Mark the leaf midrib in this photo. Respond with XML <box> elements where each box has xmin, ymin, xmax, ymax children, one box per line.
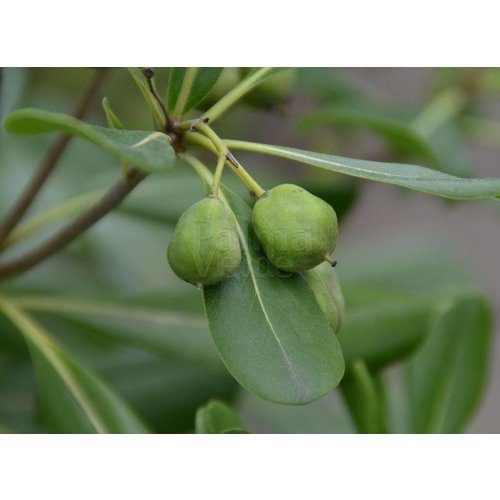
<box><xmin>223</xmin><ymin>140</ymin><xmax>500</xmax><ymax>197</ymax></box>
<box><xmin>220</xmin><ymin>191</ymin><xmax>304</xmax><ymax>398</ymax></box>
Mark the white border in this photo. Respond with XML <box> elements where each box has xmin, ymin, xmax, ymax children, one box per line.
<box><xmin>1</xmin><ymin>435</ymin><xmax>498</xmax><ymax>499</ymax></box>
<box><xmin>1</xmin><ymin>0</ymin><xmax>499</xmax><ymax>66</ymax></box>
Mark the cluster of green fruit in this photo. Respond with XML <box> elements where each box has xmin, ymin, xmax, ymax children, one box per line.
<box><xmin>167</xmin><ymin>183</ymin><xmax>343</xmax><ymax>332</ymax></box>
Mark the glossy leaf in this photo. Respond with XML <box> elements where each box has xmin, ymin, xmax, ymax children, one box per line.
<box><xmin>225</xmin><ymin>139</ymin><xmax>500</xmax><ymax>200</ymax></box>
<box><xmin>167</xmin><ymin>68</ymin><xmax>223</xmax><ymax>115</ymax></box>
<box><xmin>195</xmin><ymin>400</ymin><xmax>246</xmax><ymax>434</ymax></box>
<box><xmin>203</xmin><ymin>187</ymin><xmax>345</xmax><ymax>405</ymax></box>
<box><xmin>4</xmin><ymin>108</ymin><xmax>175</xmax><ymax>173</ymax></box>
<box><xmin>407</xmin><ymin>295</ymin><xmax>492</xmax><ymax>433</ymax></box>
<box><xmin>0</xmin><ymin>300</ymin><xmax>149</xmax><ymax>433</ymax></box>
<box><xmin>341</xmin><ymin>360</ymin><xmax>387</xmax><ymax>433</ymax></box>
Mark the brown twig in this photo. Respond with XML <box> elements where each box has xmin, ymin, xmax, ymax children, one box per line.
<box><xmin>143</xmin><ymin>68</ymin><xmax>174</xmax><ymax>132</ymax></box>
<box><xmin>0</xmin><ymin>68</ymin><xmax>108</xmax><ymax>247</ymax></box>
<box><xmin>0</xmin><ymin>169</ymin><xmax>146</xmax><ymax>280</ymax></box>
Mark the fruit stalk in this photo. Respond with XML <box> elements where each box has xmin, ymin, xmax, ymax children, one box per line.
<box><xmin>184</xmin><ymin>125</ymin><xmax>266</xmax><ymax>198</ymax></box>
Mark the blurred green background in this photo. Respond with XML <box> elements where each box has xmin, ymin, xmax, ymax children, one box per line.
<box><xmin>0</xmin><ymin>68</ymin><xmax>498</xmax><ymax>433</ymax></box>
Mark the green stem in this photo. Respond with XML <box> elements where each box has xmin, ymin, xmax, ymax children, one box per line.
<box><xmin>211</xmin><ymin>154</ymin><xmax>227</xmax><ymax>197</ymax></box>
<box><xmin>184</xmin><ymin>130</ymin><xmax>218</xmax><ymax>153</ymax></box>
<box><xmin>179</xmin><ymin>153</ymin><xmax>214</xmax><ymax>187</ymax></box>
<box><xmin>185</xmin><ymin>127</ymin><xmax>266</xmax><ymax>198</ymax></box>
<box><xmin>196</xmin><ymin>122</ymin><xmax>231</xmax><ymax>154</ymax></box>
<box><xmin>1</xmin><ymin>189</ymin><xmax>105</xmax><ymax>251</ymax></box>
<box><xmin>201</xmin><ymin>67</ymin><xmax>274</xmax><ymax>123</ymax></box>
<box><xmin>220</xmin><ymin>138</ymin><xmax>278</xmax><ymax>154</ymax></box>
<box><xmin>172</xmin><ymin>68</ymin><xmax>199</xmax><ymax>117</ymax></box>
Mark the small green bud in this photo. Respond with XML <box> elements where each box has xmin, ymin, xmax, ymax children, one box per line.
<box><xmin>167</xmin><ymin>198</ymin><xmax>241</xmax><ymax>287</ymax></box>
<box><xmin>311</xmin><ymin>262</ymin><xmax>345</xmax><ymax>330</ymax></box>
<box><xmin>303</xmin><ymin>268</ymin><xmax>340</xmax><ymax>333</ymax></box>
<box><xmin>252</xmin><ymin>184</ymin><xmax>338</xmax><ymax>272</ymax></box>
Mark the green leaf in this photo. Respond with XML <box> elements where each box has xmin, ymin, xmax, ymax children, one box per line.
<box><xmin>127</xmin><ymin>68</ymin><xmax>166</xmax><ymax>130</ymax></box>
<box><xmin>407</xmin><ymin>295</ymin><xmax>492</xmax><ymax>433</ymax></box>
<box><xmin>195</xmin><ymin>400</ymin><xmax>246</xmax><ymax>434</ymax></box>
<box><xmin>102</xmin><ymin>97</ymin><xmax>124</xmax><ymax>129</ymax></box>
<box><xmin>338</xmin><ymin>294</ymin><xmax>438</xmax><ymax>369</ymax></box>
<box><xmin>203</xmin><ymin>187</ymin><xmax>345</xmax><ymax>405</ymax></box>
<box><xmin>340</xmin><ymin>360</ymin><xmax>387</xmax><ymax>433</ymax></box>
<box><xmin>14</xmin><ymin>291</ymin><xmax>223</xmax><ymax>371</ymax></box>
<box><xmin>201</xmin><ymin>68</ymin><xmax>290</xmax><ymax>122</ymax></box>
<box><xmin>4</xmin><ymin>108</ymin><xmax>175</xmax><ymax>173</ymax></box>
<box><xmin>301</xmin><ymin>106</ymin><xmax>441</xmax><ymax>168</ymax></box>
<box><xmin>224</xmin><ymin>139</ymin><xmax>500</xmax><ymax>200</ymax></box>
<box><xmin>0</xmin><ymin>358</ymin><xmax>41</xmax><ymax>433</ymax></box>
<box><xmin>168</xmin><ymin>68</ymin><xmax>223</xmax><ymax>115</ymax></box>
<box><xmin>85</xmin><ymin>350</ymin><xmax>236</xmax><ymax>434</ymax></box>
<box><xmin>0</xmin><ymin>68</ymin><xmax>26</xmax><ymax>128</ymax></box>
<box><xmin>0</xmin><ymin>300</ymin><xmax>149</xmax><ymax>433</ymax></box>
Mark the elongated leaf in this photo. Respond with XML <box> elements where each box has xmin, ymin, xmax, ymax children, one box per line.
<box><xmin>338</xmin><ymin>297</ymin><xmax>438</xmax><ymax>369</ymax></box>
<box><xmin>301</xmin><ymin>107</ymin><xmax>441</xmax><ymax>168</ymax></box>
<box><xmin>203</xmin><ymin>188</ymin><xmax>345</xmax><ymax>405</ymax></box>
<box><xmin>102</xmin><ymin>97</ymin><xmax>124</xmax><ymax>129</ymax></box>
<box><xmin>201</xmin><ymin>68</ymin><xmax>290</xmax><ymax>122</ymax></box>
<box><xmin>127</xmin><ymin>68</ymin><xmax>165</xmax><ymax>130</ymax></box>
<box><xmin>15</xmin><ymin>291</ymin><xmax>222</xmax><ymax>371</ymax></box>
<box><xmin>224</xmin><ymin>139</ymin><xmax>500</xmax><ymax>200</ymax></box>
<box><xmin>407</xmin><ymin>295</ymin><xmax>492</xmax><ymax>433</ymax></box>
<box><xmin>0</xmin><ymin>300</ymin><xmax>149</xmax><ymax>433</ymax></box>
<box><xmin>4</xmin><ymin>108</ymin><xmax>175</xmax><ymax>173</ymax></box>
<box><xmin>195</xmin><ymin>400</ymin><xmax>246</xmax><ymax>434</ymax></box>
<box><xmin>168</xmin><ymin>68</ymin><xmax>223</xmax><ymax>114</ymax></box>
<box><xmin>341</xmin><ymin>360</ymin><xmax>387</xmax><ymax>433</ymax></box>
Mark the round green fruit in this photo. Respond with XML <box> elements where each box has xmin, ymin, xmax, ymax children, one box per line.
<box><xmin>252</xmin><ymin>184</ymin><xmax>338</xmax><ymax>272</ymax></box>
<box><xmin>167</xmin><ymin>198</ymin><xmax>241</xmax><ymax>287</ymax></box>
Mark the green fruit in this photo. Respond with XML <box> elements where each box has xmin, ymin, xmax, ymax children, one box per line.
<box><xmin>167</xmin><ymin>198</ymin><xmax>241</xmax><ymax>287</ymax></box>
<box><xmin>252</xmin><ymin>184</ymin><xmax>338</xmax><ymax>272</ymax></box>
<box><xmin>303</xmin><ymin>268</ymin><xmax>340</xmax><ymax>333</ymax></box>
